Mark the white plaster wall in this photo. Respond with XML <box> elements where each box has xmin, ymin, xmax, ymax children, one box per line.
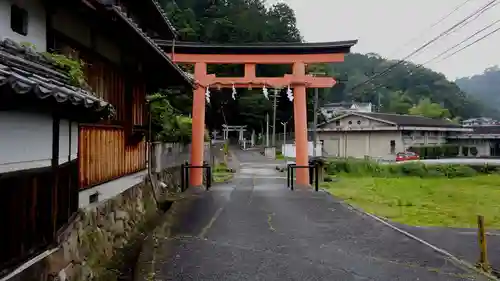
<box><xmin>79</xmin><ymin>170</ymin><xmax>147</xmax><ymax>209</ymax></box>
<box><xmin>59</xmin><ymin>119</ymin><xmax>78</xmax><ymax>162</ymax></box>
<box><xmin>0</xmin><ymin>111</ymin><xmax>78</xmax><ymax>173</ymax></box>
<box><xmin>0</xmin><ymin>0</ymin><xmax>47</xmax><ymax>51</ymax></box>
<box><xmin>281</xmin><ymin>142</ymin><xmax>322</xmax><ymax>158</ymax></box>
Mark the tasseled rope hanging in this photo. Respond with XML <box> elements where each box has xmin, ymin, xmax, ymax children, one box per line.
<box><xmin>286</xmin><ymin>85</ymin><xmax>293</xmax><ymax>101</ymax></box>
<box><xmin>205</xmin><ymin>86</ymin><xmax>211</xmax><ymax>103</ymax></box>
<box><xmin>262</xmin><ymin>85</ymin><xmax>269</xmax><ymax>100</ymax></box>
<box><xmin>232</xmin><ymin>83</ymin><xmax>237</xmax><ymax>100</ymax></box>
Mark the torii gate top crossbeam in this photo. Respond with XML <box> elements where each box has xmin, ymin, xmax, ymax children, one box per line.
<box><xmin>157</xmin><ymin>40</ymin><xmax>358</xmax><ymax>63</ymax></box>
<box><xmin>158</xmin><ymin>40</ymin><xmax>357</xmax><ymax>89</ymax></box>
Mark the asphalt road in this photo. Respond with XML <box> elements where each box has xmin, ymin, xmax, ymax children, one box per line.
<box><xmin>148</xmin><ymin>150</ymin><xmax>487</xmax><ymax>280</ymax></box>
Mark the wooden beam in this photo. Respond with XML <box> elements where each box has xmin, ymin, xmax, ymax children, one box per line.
<box><xmin>51</xmin><ymin>113</ymin><xmax>60</xmax><ymax>239</ymax></box>
<box><xmin>168</xmin><ymin>53</ymin><xmax>345</xmax><ymax>64</ymax></box>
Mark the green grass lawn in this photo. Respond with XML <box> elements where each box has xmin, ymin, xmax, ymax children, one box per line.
<box><xmin>323</xmin><ymin>175</ymin><xmax>500</xmax><ymax>229</ymax></box>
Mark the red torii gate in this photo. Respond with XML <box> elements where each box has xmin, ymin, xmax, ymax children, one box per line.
<box><xmin>157</xmin><ymin>40</ymin><xmax>357</xmax><ymax>188</ymax></box>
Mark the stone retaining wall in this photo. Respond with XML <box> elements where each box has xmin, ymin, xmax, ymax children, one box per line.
<box><xmin>8</xmin><ymin>166</ymin><xmax>181</xmax><ymax>281</ymax></box>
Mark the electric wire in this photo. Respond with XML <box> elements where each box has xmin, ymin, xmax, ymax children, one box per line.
<box><xmin>436</xmin><ymin>24</ymin><xmax>500</xmax><ymax>62</ymax></box>
<box><xmin>349</xmin><ymin>0</ymin><xmax>499</xmax><ymax>92</ymax></box>
<box><xmin>354</xmin><ymin>18</ymin><xmax>500</xmax><ymax>101</ymax></box>
<box><xmin>388</xmin><ymin>0</ymin><xmax>475</xmax><ymax>58</ymax></box>
<box><xmin>421</xmin><ymin>19</ymin><xmax>500</xmax><ymax>66</ymax></box>
<box><xmin>369</xmin><ymin>16</ymin><xmax>500</xmax><ymax>89</ymax></box>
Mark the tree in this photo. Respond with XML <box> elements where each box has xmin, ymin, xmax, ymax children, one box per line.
<box><xmin>408</xmin><ymin>98</ymin><xmax>450</xmax><ymax>119</ymax></box>
<box><xmin>456</xmin><ymin>65</ymin><xmax>500</xmax><ymax>118</ymax></box>
<box><xmin>149</xmin><ymin>93</ymin><xmax>193</xmax><ymax>143</ymax></box>
<box><xmin>386</xmin><ymin>91</ymin><xmax>413</xmax><ymax>114</ymax></box>
<box><xmin>155</xmin><ymin>0</ymin><xmax>494</xmax><ymax>134</ymax></box>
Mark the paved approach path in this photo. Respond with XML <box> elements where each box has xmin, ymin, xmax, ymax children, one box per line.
<box><xmin>149</xmin><ymin>150</ymin><xmax>486</xmax><ymax>280</ymax></box>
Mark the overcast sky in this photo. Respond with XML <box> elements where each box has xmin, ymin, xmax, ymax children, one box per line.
<box><xmin>267</xmin><ymin>0</ymin><xmax>500</xmax><ymax>80</ymax></box>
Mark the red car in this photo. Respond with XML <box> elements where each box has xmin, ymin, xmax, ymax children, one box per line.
<box><xmin>396</xmin><ymin>151</ymin><xmax>420</xmax><ymax>162</ymax></box>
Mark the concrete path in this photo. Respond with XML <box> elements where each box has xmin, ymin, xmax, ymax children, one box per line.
<box><xmin>147</xmin><ymin>150</ymin><xmax>487</xmax><ymax>280</ymax></box>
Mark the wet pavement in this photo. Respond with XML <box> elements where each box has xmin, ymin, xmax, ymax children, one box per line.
<box><xmin>395</xmin><ymin>224</ymin><xmax>500</xmax><ymax>275</ymax></box>
<box><xmin>146</xmin><ymin>150</ymin><xmax>487</xmax><ymax>280</ymax></box>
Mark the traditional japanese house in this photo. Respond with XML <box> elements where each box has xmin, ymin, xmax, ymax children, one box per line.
<box><xmin>0</xmin><ymin>37</ymin><xmax>114</xmax><ymax>275</ymax></box>
<box><xmin>0</xmin><ymin>0</ymin><xmax>193</xmax><ymax>274</ymax></box>
<box><xmin>45</xmin><ymin>0</ymin><xmax>193</xmax><ymax>203</ymax></box>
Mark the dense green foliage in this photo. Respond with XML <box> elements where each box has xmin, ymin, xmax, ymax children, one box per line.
<box><xmin>456</xmin><ymin>66</ymin><xmax>500</xmax><ymax>117</ymax></box>
<box><xmin>149</xmin><ymin>93</ymin><xmax>193</xmax><ymax>143</ymax></box>
<box><xmin>153</xmin><ymin>0</ymin><xmax>494</xmax><ymax>137</ymax></box>
<box><xmin>326</xmin><ymin>53</ymin><xmax>495</xmax><ymax>119</ymax></box>
<box><xmin>407</xmin><ymin>144</ymin><xmax>460</xmax><ymax>159</ymax></box>
<box><xmin>325</xmin><ymin>159</ymin><xmax>498</xmax><ymax>179</ymax></box>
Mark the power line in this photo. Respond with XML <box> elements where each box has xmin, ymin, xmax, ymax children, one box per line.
<box><xmin>421</xmin><ymin>18</ymin><xmax>500</xmax><ymax>66</ymax></box>
<box><xmin>436</xmin><ymin>24</ymin><xmax>500</xmax><ymax>62</ymax></box>
<box><xmin>388</xmin><ymin>0</ymin><xmax>474</xmax><ymax>58</ymax></box>
<box><xmin>354</xmin><ymin>18</ymin><xmax>500</xmax><ymax>100</ymax></box>
<box><xmin>349</xmin><ymin>0</ymin><xmax>499</xmax><ymax>92</ymax></box>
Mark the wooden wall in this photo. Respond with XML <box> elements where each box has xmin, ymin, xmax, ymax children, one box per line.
<box><xmin>0</xmin><ymin>161</ymin><xmax>78</xmax><ymax>273</ymax></box>
<box><xmin>53</xmin><ymin>33</ymin><xmax>149</xmax><ymax>189</ymax></box>
<box><xmin>85</xmin><ymin>61</ymin><xmax>127</xmax><ymax>122</ymax></box>
<box><xmin>78</xmin><ymin>126</ymin><xmax>146</xmax><ymax>189</ymax></box>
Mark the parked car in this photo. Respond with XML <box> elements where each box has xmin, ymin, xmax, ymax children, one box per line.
<box><xmin>396</xmin><ymin>151</ymin><xmax>420</xmax><ymax>162</ymax></box>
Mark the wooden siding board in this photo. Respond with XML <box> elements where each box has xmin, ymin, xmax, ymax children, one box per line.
<box><xmin>78</xmin><ymin>126</ymin><xmax>146</xmax><ymax>189</ymax></box>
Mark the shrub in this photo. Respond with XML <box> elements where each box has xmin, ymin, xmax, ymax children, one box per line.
<box><xmin>446</xmin><ymin>165</ymin><xmax>477</xmax><ymax>178</ymax></box>
<box><xmin>399</xmin><ymin>162</ymin><xmax>428</xmax><ymax>177</ymax></box>
<box><xmin>408</xmin><ymin>145</ymin><xmax>460</xmax><ymax>159</ymax></box>
<box><xmin>325</xmin><ymin>159</ymin><xmax>488</xmax><ymax>178</ymax></box>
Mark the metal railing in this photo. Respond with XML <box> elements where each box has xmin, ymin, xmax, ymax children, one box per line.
<box><xmin>286</xmin><ymin>163</ymin><xmax>319</xmax><ymax>191</ymax></box>
<box><xmin>180</xmin><ymin>161</ymin><xmax>212</xmax><ymax>191</ymax></box>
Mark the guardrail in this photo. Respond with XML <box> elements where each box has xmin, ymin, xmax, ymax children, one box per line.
<box><xmin>180</xmin><ymin>161</ymin><xmax>212</xmax><ymax>191</ymax></box>
<box><xmin>286</xmin><ymin>163</ymin><xmax>319</xmax><ymax>191</ymax></box>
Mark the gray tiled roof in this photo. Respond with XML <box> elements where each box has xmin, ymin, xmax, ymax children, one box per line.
<box><xmin>111</xmin><ymin>5</ymin><xmax>194</xmax><ymax>87</ymax></box>
<box><xmin>149</xmin><ymin>0</ymin><xmax>179</xmax><ymax>37</ymax></box>
<box><xmin>357</xmin><ymin>112</ymin><xmax>462</xmax><ymax>128</ymax></box>
<box><xmin>0</xmin><ymin>38</ymin><xmax>114</xmax><ymax>117</ymax></box>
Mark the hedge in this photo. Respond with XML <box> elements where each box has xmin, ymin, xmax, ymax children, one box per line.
<box><xmin>326</xmin><ymin>158</ymin><xmax>499</xmax><ymax>178</ymax></box>
<box><xmin>408</xmin><ymin>145</ymin><xmax>460</xmax><ymax>159</ymax></box>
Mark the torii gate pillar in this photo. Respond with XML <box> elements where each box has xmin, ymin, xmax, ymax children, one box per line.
<box><xmin>165</xmin><ymin>39</ymin><xmax>358</xmax><ymax>188</ymax></box>
<box><xmin>292</xmin><ymin>62</ymin><xmax>309</xmax><ymax>186</ymax></box>
<box><xmin>190</xmin><ymin>62</ymin><xmax>207</xmax><ymax>187</ymax></box>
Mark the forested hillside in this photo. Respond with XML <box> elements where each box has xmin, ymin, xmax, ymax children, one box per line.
<box><xmin>327</xmin><ymin>53</ymin><xmax>499</xmax><ymax>120</ymax></box>
<box><xmin>456</xmin><ymin>66</ymin><xmax>500</xmax><ymax>113</ymax></box>
<box><xmin>155</xmin><ymin>0</ymin><xmax>496</xmax><ymax>134</ymax></box>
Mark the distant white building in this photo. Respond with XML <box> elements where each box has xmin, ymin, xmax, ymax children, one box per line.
<box><xmin>320</xmin><ymin>102</ymin><xmax>373</xmax><ymax>119</ymax></box>
<box><xmin>462</xmin><ymin>117</ymin><xmax>499</xmax><ymax>127</ymax></box>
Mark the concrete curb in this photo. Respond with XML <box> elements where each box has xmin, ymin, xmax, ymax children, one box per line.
<box><xmin>319</xmin><ymin>189</ymin><xmax>499</xmax><ymax>281</ymax></box>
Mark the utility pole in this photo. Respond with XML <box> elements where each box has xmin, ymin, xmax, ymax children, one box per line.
<box><xmin>266</xmin><ymin>113</ymin><xmax>270</xmax><ymax>147</ymax></box>
<box><xmin>281</xmin><ymin>121</ymin><xmax>288</xmax><ymax>161</ymax></box>
<box><xmin>377</xmin><ymin>92</ymin><xmax>381</xmax><ymax>112</ymax></box>
<box><xmin>272</xmin><ymin>88</ymin><xmax>279</xmax><ymax>147</ymax></box>
<box><xmin>312</xmin><ymin>87</ymin><xmax>319</xmax><ymax>157</ymax></box>
<box><xmin>310</xmin><ymin>72</ymin><xmax>326</xmax><ymax>158</ymax></box>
